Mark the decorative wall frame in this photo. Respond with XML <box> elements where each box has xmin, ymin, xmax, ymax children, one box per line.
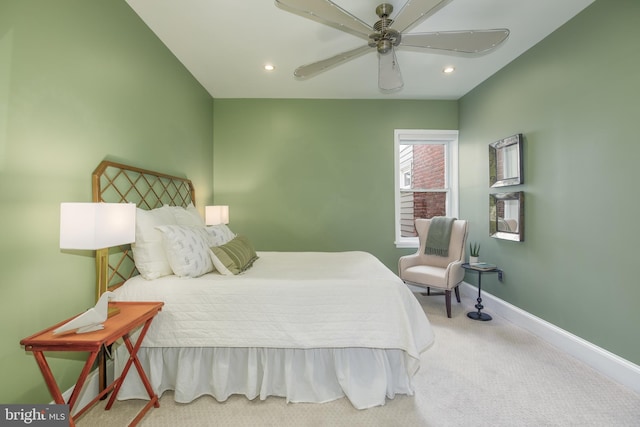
<box><xmin>490</xmin><ymin>191</ymin><xmax>524</xmax><ymax>241</ymax></box>
<box><xmin>489</xmin><ymin>133</ymin><xmax>523</xmax><ymax>187</ymax></box>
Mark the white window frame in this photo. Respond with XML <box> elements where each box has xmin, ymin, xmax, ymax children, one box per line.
<box><xmin>394</xmin><ymin>129</ymin><xmax>459</xmax><ymax>249</ymax></box>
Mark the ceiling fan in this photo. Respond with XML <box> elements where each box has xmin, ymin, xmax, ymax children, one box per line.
<box><xmin>275</xmin><ymin>0</ymin><xmax>510</xmax><ymax>91</ymax></box>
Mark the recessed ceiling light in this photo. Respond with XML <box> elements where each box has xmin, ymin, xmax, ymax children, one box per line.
<box><xmin>264</xmin><ymin>64</ymin><xmax>275</xmax><ymax>71</ymax></box>
<box><xmin>443</xmin><ymin>66</ymin><xmax>455</xmax><ymax>74</ymax></box>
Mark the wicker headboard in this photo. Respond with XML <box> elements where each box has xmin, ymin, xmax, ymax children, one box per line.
<box><xmin>92</xmin><ymin>160</ymin><xmax>195</xmax><ymax>294</ymax></box>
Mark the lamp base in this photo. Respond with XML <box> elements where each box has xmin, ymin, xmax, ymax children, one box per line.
<box><xmin>107</xmin><ymin>305</ymin><xmax>120</xmax><ymax>318</ymax></box>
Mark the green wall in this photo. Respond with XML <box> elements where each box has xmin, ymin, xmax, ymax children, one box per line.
<box><xmin>458</xmin><ymin>0</ymin><xmax>640</xmax><ymax>364</ymax></box>
<box><xmin>212</xmin><ymin>99</ymin><xmax>458</xmax><ymax>270</ymax></box>
<box><xmin>0</xmin><ymin>1</ymin><xmax>213</xmax><ymax>404</ymax></box>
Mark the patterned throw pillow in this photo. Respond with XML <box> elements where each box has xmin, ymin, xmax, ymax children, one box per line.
<box><xmin>205</xmin><ymin>224</ymin><xmax>236</xmax><ymax>247</ymax></box>
<box><xmin>156</xmin><ymin>225</ymin><xmax>214</xmax><ymax>278</ymax></box>
<box><xmin>132</xmin><ymin>204</ymin><xmax>206</xmax><ymax>279</ymax></box>
<box><xmin>210</xmin><ymin>235</ymin><xmax>259</xmax><ymax>275</ymax></box>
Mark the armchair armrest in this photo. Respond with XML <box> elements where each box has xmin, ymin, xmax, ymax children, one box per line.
<box><xmin>398</xmin><ymin>253</ymin><xmax>423</xmax><ymax>277</ymax></box>
<box><xmin>444</xmin><ymin>260</ymin><xmax>465</xmax><ymax>287</ymax></box>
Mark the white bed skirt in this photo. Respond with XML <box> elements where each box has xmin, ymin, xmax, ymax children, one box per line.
<box><xmin>114</xmin><ymin>346</ymin><xmax>418</xmax><ymax>409</ymax></box>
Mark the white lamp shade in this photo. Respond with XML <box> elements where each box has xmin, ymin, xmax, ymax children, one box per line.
<box><xmin>60</xmin><ymin>203</ymin><xmax>136</xmax><ymax>249</ymax></box>
<box><xmin>205</xmin><ymin>205</ymin><xmax>229</xmax><ymax>225</ymax></box>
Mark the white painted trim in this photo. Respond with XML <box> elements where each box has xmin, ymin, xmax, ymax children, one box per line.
<box><xmin>459</xmin><ymin>282</ymin><xmax>640</xmax><ymax>394</ymax></box>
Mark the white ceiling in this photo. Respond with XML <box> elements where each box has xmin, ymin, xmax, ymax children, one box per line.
<box><xmin>125</xmin><ymin>0</ymin><xmax>594</xmax><ymax>100</ymax></box>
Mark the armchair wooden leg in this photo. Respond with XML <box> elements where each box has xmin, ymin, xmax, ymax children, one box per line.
<box><xmin>445</xmin><ymin>290</ymin><xmax>452</xmax><ymax>318</ymax></box>
<box><xmin>454</xmin><ymin>286</ymin><xmax>461</xmax><ymax>303</ymax></box>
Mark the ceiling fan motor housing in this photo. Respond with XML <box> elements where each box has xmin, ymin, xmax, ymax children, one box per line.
<box><xmin>369</xmin><ymin>3</ymin><xmax>401</xmax><ymax>54</ymax></box>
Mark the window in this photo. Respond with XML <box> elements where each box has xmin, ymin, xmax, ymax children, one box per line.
<box><xmin>394</xmin><ymin>129</ymin><xmax>459</xmax><ymax>248</ymax></box>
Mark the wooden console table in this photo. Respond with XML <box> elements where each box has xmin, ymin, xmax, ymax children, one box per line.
<box><xmin>20</xmin><ymin>301</ymin><xmax>164</xmax><ymax>427</ymax></box>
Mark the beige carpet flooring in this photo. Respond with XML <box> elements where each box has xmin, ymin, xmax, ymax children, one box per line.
<box><xmin>77</xmin><ymin>293</ymin><xmax>640</xmax><ymax>426</ymax></box>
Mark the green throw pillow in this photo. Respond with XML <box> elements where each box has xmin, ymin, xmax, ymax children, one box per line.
<box><xmin>210</xmin><ymin>235</ymin><xmax>258</xmax><ymax>275</ymax></box>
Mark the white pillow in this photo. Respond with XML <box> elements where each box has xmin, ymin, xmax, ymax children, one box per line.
<box><xmin>209</xmin><ymin>249</ymin><xmax>234</xmax><ymax>276</ymax></box>
<box><xmin>206</xmin><ymin>224</ymin><xmax>237</xmax><ymax>275</ymax></box>
<box><xmin>167</xmin><ymin>203</ymin><xmax>205</xmax><ymax>227</ymax></box>
<box><xmin>156</xmin><ymin>225</ymin><xmax>214</xmax><ymax>278</ymax></box>
<box><xmin>131</xmin><ymin>206</ymin><xmax>177</xmax><ymax>279</ymax></box>
<box><xmin>206</xmin><ymin>224</ymin><xmax>236</xmax><ymax>247</ymax></box>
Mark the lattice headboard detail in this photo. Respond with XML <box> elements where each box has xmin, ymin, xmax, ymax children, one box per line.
<box><xmin>92</xmin><ymin>160</ymin><xmax>195</xmax><ymax>293</ymax></box>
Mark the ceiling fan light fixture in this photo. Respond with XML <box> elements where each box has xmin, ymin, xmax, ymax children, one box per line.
<box><xmin>377</xmin><ymin>39</ymin><xmax>393</xmax><ymax>54</ymax></box>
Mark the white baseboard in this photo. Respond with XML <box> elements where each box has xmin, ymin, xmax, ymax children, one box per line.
<box><xmin>459</xmin><ymin>282</ymin><xmax>640</xmax><ymax>394</ymax></box>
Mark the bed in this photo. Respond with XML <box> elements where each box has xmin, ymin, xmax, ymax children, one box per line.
<box><xmin>92</xmin><ymin>160</ymin><xmax>434</xmax><ymax>409</ymax></box>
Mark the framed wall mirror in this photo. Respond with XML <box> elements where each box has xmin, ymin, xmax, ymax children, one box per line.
<box><xmin>490</xmin><ymin>191</ymin><xmax>524</xmax><ymax>241</ymax></box>
<box><xmin>489</xmin><ymin>133</ymin><xmax>523</xmax><ymax>187</ymax></box>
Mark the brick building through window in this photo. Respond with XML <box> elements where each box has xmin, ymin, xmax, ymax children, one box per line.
<box><xmin>399</xmin><ymin>144</ymin><xmax>446</xmax><ymax>237</ymax></box>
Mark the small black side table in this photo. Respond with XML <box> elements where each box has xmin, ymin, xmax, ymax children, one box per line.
<box><xmin>462</xmin><ymin>263</ymin><xmax>502</xmax><ymax>321</ymax></box>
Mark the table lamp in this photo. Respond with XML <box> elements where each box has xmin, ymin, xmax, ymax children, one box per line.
<box><xmin>60</xmin><ymin>202</ymin><xmax>136</xmax><ymax>316</ymax></box>
<box><xmin>205</xmin><ymin>205</ymin><xmax>229</xmax><ymax>225</ymax></box>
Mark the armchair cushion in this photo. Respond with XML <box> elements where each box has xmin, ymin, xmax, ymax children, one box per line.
<box><xmin>402</xmin><ymin>265</ymin><xmax>449</xmax><ymax>287</ymax></box>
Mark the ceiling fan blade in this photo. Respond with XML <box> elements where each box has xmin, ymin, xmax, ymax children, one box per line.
<box><xmin>294</xmin><ymin>44</ymin><xmax>373</xmax><ymax>78</ymax></box>
<box><xmin>275</xmin><ymin>0</ymin><xmax>373</xmax><ymax>39</ymax></box>
<box><xmin>390</xmin><ymin>0</ymin><xmax>450</xmax><ymax>33</ymax></box>
<box><xmin>378</xmin><ymin>47</ymin><xmax>403</xmax><ymax>91</ymax></box>
<box><xmin>400</xmin><ymin>29</ymin><xmax>510</xmax><ymax>54</ymax></box>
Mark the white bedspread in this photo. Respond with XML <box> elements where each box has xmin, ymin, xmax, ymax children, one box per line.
<box><xmin>113</xmin><ymin>251</ymin><xmax>435</xmax><ymax>408</ymax></box>
<box><xmin>113</xmin><ymin>251</ymin><xmax>434</xmax><ymax>360</ymax></box>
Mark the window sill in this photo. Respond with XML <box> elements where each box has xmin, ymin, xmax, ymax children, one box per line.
<box><xmin>395</xmin><ymin>240</ymin><xmax>419</xmax><ymax>249</ymax></box>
